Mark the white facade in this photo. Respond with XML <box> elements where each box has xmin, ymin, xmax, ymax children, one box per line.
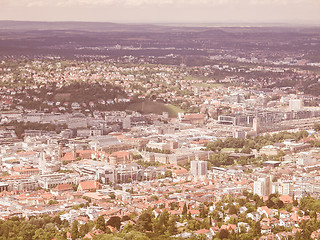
<box><xmin>190</xmin><ymin>160</ymin><xmax>207</xmax><ymax>177</ymax></box>
<box><xmin>289</xmin><ymin>99</ymin><xmax>303</xmax><ymax>111</ymax></box>
<box><xmin>254</xmin><ymin>176</ymin><xmax>272</xmax><ymax>196</ymax></box>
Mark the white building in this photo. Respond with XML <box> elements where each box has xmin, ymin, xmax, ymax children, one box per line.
<box><xmin>190</xmin><ymin>160</ymin><xmax>207</xmax><ymax>177</ymax></box>
<box><xmin>289</xmin><ymin>99</ymin><xmax>303</xmax><ymax>111</ymax></box>
<box><xmin>254</xmin><ymin>176</ymin><xmax>272</xmax><ymax>196</ymax></box>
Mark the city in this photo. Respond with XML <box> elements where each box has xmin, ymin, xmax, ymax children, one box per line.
<box><xmin>0</xmin><ymin>1</ymin><xmax>320</xmax><ymax>240</ymax></box>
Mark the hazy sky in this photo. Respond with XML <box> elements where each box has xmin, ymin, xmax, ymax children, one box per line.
<box><xmin>0</xmin><ymin>0</ymin><xmax>320</xmax><ymax>24</ymax></box>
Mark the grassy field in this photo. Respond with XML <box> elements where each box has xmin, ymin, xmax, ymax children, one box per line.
<box><xmin>127</xmin><ymin>101</ymin><xmax>184</xmax><ymax>117</ymax></box>
<box><xmin>193</xmin><ymin>83</ymin><xmax>224</xmax><ymax>88</ymax></box>
<box><xmin>184</xmin><ymin>75</ymin><xmax>212</xmax><ymax>81</ymax></box>
<box><xmin>221</xmin><ymin>148</ymin><xmax>238</xmax><ymax>153</ymax></box>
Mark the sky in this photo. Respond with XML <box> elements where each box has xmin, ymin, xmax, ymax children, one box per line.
<box><xmin>0</xmin><ymin>0</ymin><xmax>320</xmax><ymax>24</ymax></box>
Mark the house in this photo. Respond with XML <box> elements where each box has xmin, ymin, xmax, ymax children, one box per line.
<box><xmin>260</xmin><ymin>218</ymin><xmax>271</xmax><ymax>228</ymax></box>
<box><xmin>247</xmin><ymin>211</ymin><xmax>261</xmax><ymax>222</ymax></box>
<box><xmin>77</xmin><ymin>180</ymin><xmax>101</xmax><ymax>192</ymax></box>
<box><xmin>261</xmin><ymin>225</ymin><xmax>272</xmax><ymax>234</ymax></box>
<box><xmin>220</xmin><ymin>224</ymin><xmax>237</xmax><ymax>232</ymax></box>
<box><xmin>194</xmin><ymin>229</ymin><xmax>212</xmax><ymax>239</ymax></box>
<box><xmin>259</xmin><ymin>234</ymin><xmax>277</xmax><ymax>240</ymax></box>
<box><xmin>280</xmin><ymin>210</ymin><xmax>291</xmax><ymax>219</ymax></box>
<box><xmin>210</xmin><ymin>226</ymin><xmax>220</xmax><ymax>236</ymax></box>
<box><xmin>239</xmin><ymin>206</ymin><xmax>248</xmax><ymax>214</ymax></box>
<box><xmin>237</xmin><ymin>222</ymin><xmax>250</xmax><ymax>233</ymax></box>
<box><xmin>279</xmin><ymin>218</ymin><xmax>293</xmax><ymax>228</ymax></box>
<box><xmin>279</xmin><ymin>195</ymin><xmax>293</xmax><ymax>204</ymax></box>
<box><xmin>189</xmin><ymin>209</ymin><xmax>200</xmax><ymax>217</ymax></box>
<box><xmin>311</xmin><ymin>229</ymin><xmax>320</xmax><ymax>239</ymax></box>
<box><xmin>258</xmin><ymin>206</ymin><xmax>278</xmax><ymax>218</ymax></box>
<box><xmin>51</xmin><ymin>183</ymin><xmax>73</xmax><ymax>196</ymax></box>
<box><xmin>84</xmin><ymin>229</ymin><xmax>105</xmax><ymax>239</ymax></box>
<box><xmin>276</xmin><ymin>232</ymin><xmax>294</xmax><ymax>240</ymax></box>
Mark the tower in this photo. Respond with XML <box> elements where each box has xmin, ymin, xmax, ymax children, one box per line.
<box><xmin>58</xmin><ymin>142</ymin><xmax>63</xmax><ymax>161</ymax></box>
<box><xmin>253</xmin><ymin>117</ymin><xmax>260</xmax><ymax>134</ymax></box>
<box><xmin>254</xmin><ymin>175</ymin><xmax>272</xmax><ymax>196</ymax></box>
<box><xmin>190</xmin><ymin>157</ymin><xmax>208</xmax><ymax>177</ymax></box>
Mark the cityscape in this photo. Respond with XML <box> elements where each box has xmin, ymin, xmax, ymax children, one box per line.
<box><xmin>1</xmin><ymin>1</ymin><xmax>320</xmax><ymax>240</ymax></box>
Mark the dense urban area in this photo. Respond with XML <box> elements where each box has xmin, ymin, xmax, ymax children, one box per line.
<box><xmin>1</xmin><ymin>21</ymin><xmax>320</xmax><ymax>240</ymax></box>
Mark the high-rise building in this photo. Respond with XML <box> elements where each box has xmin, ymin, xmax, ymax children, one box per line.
<box><xmin>289</xmin><ymin>99</ymin><xmax>303</xmax><ymax>111</ymax></box>
<box><xmin>123</xmin><ymin>116</ymin><xmax>131</xmax><ymax>129</ymax></box>
<box><xmin>253</xmin><ymin>176</ymin><xmax>272</xmax><ymax>196</ymax></box>
<box><xmin>253</xmin><ymin>117</ymin><xmax>260</xmax><ymax>134</ymax></box>
<box><xmin>190</xmin><ymin>160</ymin><xmax>207</xmax><ymax>177</ymax></box>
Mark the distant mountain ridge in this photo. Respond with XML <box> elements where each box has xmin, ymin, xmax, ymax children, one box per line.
<box><xmin>0</xmin><ymin>20</ymin><xmax>212</xmax><ymax>33</ymax></box>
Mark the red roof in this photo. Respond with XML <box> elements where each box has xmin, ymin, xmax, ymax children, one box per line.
<box><xmin>110</xmin><ymin>151</ymin><xmax>131</xmax><ymax>158</ymax></box>
<box><xmin>183</xmin><ymin>114</ymin><xmax>206</xmax><ymax>119</ymax></box>
<box><xmin>78</xmin><ymin>180</ymin><xmax>101</xmax><ymax>191</ymax></box>
<box><xmin>54</xmin><ymin>183</ymin><xmax>73</xmax><ymax>191</ymax></box>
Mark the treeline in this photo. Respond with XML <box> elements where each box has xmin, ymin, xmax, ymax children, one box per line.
<box><xmin>0</xmin><ymin>215</ymin><xmax>69</xmax><ymax>240</ymax></box>
<box><xmin>2</xmin><ymin>120</ymin><xmax>67</xmax><ymax>138</ymax></box>
<box><xmin>145</xmin><ymin>147</ymin><xmax>172</xmax><ymax>154</ymax></box>
<box><xmin>16</xmin><ymin>82</ymin><xmax>134</xmax><ymax>112</ymax></box>
<box><xmin>204</xmin><ymin>131</ymin><xmax>309</xmax><ymax>167</ymax></box>
<box><xmin>206</xmin><ymin>130</ymin><xmax>309</xmax><ymax>153</ymax></box>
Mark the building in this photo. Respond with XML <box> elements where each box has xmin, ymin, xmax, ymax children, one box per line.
<box><xmin>77</xmin><ymin>180</ymin><xmax>101</xmax><ymax>192</ymax></box>
<box><xmin>146</xmin><ymin>141</ymin><xmax>171</xmax><ymax>151</ymax></box>
<box><xmin>97</xmin><ymin>168</ymin><xmax>117</xmax><ymax>184</ymax></box>
<box><xmin>181</xmin><ymin>114</ymin><xmax>206</xmax><ymax>125</ymax></box>
<box><xmin>272</xmin><ymin>181</ymin><xmax>293</xmax><ymax>196</ymax></box>
<box><xmin>38</xmin><ymin>173</ymin><xmax>80</xmax><ymax>189</ymax></box>
<box><xmin>190</xmin><ymin>160</ymin><xmax>207</xmax><ymax>177</ymax></box>
<box><xmin>0</xmin><ymin>182</ymin><xmax>9</xmax><ymax>192</ymax></box>
<box><xmin>259</xmin><ymin>145</ymin><xmax>281</xmax><ymax>156</ymax></box>
<box><xmin>262</xmin><ymin>161</ymin><xmax>281</xmax><ymax>168</ymax></box>
<box><xmin>10</xmin><ymin>166</ymin><xmax>41</xmax><ymax>176</ymax></box>
<box><xmin>289</xmin><ymin>99</ymin><xmax>303</xmax><ymax>111</ymax></box>
<box><xmin>254</xmin><ymin>176</ymin><xmax>272</xmax><ymax>197</ymax></box>
<box><xmin>253</xmin><ymin>117</ymin><xmax>260</xmax><ymax>134</ymax></box>
<box><xmin>109</xmin><ymin>151</ymin><xmax>133</xmax><ymax>165</ymax></box>
<box><xmin>122</xmin><ymin>116</ymin><xmax>131</xmax><ymax>129</ymax></box>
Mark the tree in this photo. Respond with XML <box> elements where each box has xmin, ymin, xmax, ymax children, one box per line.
<box><xmin>153</xmin><ymin>210</ymin><xmax>170</xmax><ymax>235</ymax></box>
<box><xmin>219</xmin><ymin>229</ymin><xmax>229</xmax><ymax>239</ymax></box>
<box><xmin>79</xmin><ymin>223</ymin><xmax>90</xmax><ymax>237</ymax></box>
<box><xmin>136</xmin><ymin>211</ymin><xmax>153</xmax><ymax>232</ymax></box>
<box><xmin>32</xmin><ymin>228</ymin><xmax>54</xmax><ymax>240</ymax></box>
<box><xmin>96</xmin><ymin>216</ymin><xmax>106</xmax><ymax>232</ymax></box>
<box><xmin>106</xmin><ymin>216</ymin><xmax>121</xmax><ymax>230</ymax></box>
<box><xmin>123</xmin><ymin>230</ymin><xmax>149</xmax><ymax>240</ymax></box>
<box><xmin>186</xmin><ymin>219</ymin><xmax>200</xmax><ymax>231</ymax></box>
<box><xmin>167</xmin><ymin>216</ymin><xmax>178</xmax><ymax>235</ymax></box>
<box><xmin>108</xmin><ymin>193</ymin><xmax>116</xmax><ymax>199</ymax></box>
<box><xmin>71</xmin><ymin>220</ymin><xmax>79</xmax><ymax>240</ymax></box>
<box><xmin>164</xmin><ymin>170</ymin><xmax>172</xmax><ymax>178</ymax></box>
<box><xmin>229</xmin><ymin>204</ymin><xmax>238</xmax><ymax>215</ymax></box>
<box><xmin>182</xmin><ymin>203</ymin><xmax>188</xmax><ymax>217</ymax></box>
<box><xmin>252</xmin><ymin>221</ymin><xmax>261</xmax><ymax>236</ymax></box>
<box><xmin>314</xmin><ymin>122</ymin><xmax>320</xmax><ymax>132</ymax></box>
<box><xmin>199</xmin><ymin>203</ymin><xmax>207</xmax><ymax>218</ymax></box>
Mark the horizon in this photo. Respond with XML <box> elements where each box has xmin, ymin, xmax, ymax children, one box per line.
<box><xmin>0</xmin><ymin>0</ymin><xmax>319</xmax><ymax>25</ymax></box>
<box><xmin>0</xmin><ymin>20</ymin><xmax>319</xmax><ymax>28</ymax></box>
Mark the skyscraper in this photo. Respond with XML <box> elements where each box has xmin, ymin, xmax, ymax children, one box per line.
<box><xmin>253</xmin><ymin>175</ymin><xmax>272</xmax><ymax>197</ymax></box>
<box><xmin>289</xmin><ymin>99</ymin><xmax>303</xmax><ymax>111</ymax></box>
<box><xmin>253</xmin><ymin>117</ymin><xmax>260</xmax><ymax>134</ymax></box>
<box><xmin>190</xmin><ymin>160</ymin><xmax>207</xmax><ymax>177</ymax></box>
